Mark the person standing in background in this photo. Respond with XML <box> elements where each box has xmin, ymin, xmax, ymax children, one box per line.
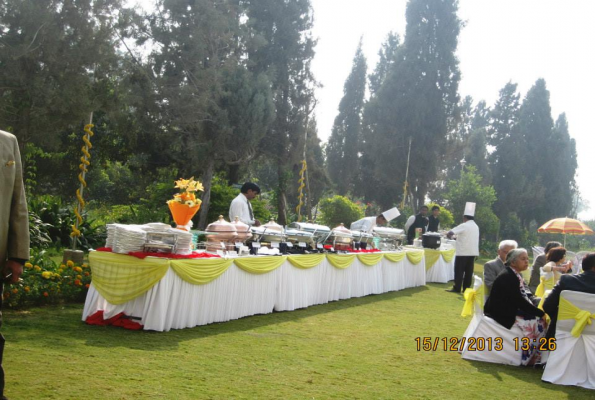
<box><xmin>427</xmin><ymin>205</ymin><xmax>441</xmax><ymax>232</ymax></box>
<box><xmin>1</xmin><ymin>129</ymin><xmax>30</xmax><ymax>400</ymax></box>
<box><xmin>446</xmin><ymin>202</ymin><xmax>480</xmax><ymax>294</ymax></box>
<box><xmin>405</xmin><ymin>206</ymin><xmax>429</xmax><ymax>245</ymax></box>
<box><xmin>229</xmin><ymin>182</ymin><xmax>261</xmax><ymax>227</ymax></box>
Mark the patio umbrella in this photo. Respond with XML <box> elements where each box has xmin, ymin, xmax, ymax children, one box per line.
<box><xmin>537</xmin><ymin>217</ymin><xmax>594</xmax><ymax>247</ymax></box>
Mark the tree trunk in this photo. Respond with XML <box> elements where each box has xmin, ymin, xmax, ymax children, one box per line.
<box><xmin>228</xmin><ymin>164</ymin><xmax>240</xmax><ymax>185</ymax></box>
<box><xmin>198</xmin><ymin>158</ymin><xmax>216</xmax><ymax>230</ymax></box>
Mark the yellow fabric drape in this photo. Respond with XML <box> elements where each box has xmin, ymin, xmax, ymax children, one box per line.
<box><xmin>233</xmin><ymin>256</ymin><xmax>287</xmax><ymax>274</ymax></box>
<box><xmin>424</xmin><ymin>249</ymin><xmax>441</xmax><ymax>271</ymax></box>
<box><xmin>327</xmin><ymin>254</ymin><xmax>356</xmax><ymax>269</ymax></box>
<box><xmin>89</xmin><ymin>251</ymin><xmax>170</xmax><ymax>305</ymax></box>
<box><xmin>287</xmin><ymin>254</ymin><xmax>326</xmax><ymax>269</ymax></box>
<box><xmin>170</xmin><ymin>258</ymin><xmax>234</xmax><ymax>285</ymax></box>
<box><xmin>383</xmin><ymin>252</ymin><xmax>406</xmax><ymax>263</ymax></box>
<box><xmin>406</xmin><ymin>250</ymin><xmax>424</xmax><ymax>265</ymax></box>
<box><xmin>440</xmin><ymin>248</ymin><xmax>456</xmax><ymax>263</ymax></box>
<box><xmin>558</xmin><ymin>296</ymin><xmax>595</xmax><ymax>337</ymax></box>
<box><xmin>357</xmin><ymin>253</ymin><xmax>385</xmax><ymax>266</ymax></box>
<box><xmin>461</xmin><ymin>285</ymin><xmax>485</xmax><ymax>317</ymax></box>
<box><xmin>535</xmin><ymin>276</ymin><xmax>555</xmax><ymax>298</ymax></box>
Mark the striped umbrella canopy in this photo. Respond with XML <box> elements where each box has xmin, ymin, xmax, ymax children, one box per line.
<box><xmin>538</xmin><ymin>218</ymin><xmax>594</xmax><ymax>235</ymax></box>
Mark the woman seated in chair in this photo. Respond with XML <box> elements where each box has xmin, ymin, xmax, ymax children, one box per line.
<box><xmin>484</xmin><ymin>248</ymin><xmax>547</xmax><ymax>365</ymax></box>
<box><xmin>542</xmin><ymin>246</ymin><xmax>572</xmax><ymax>286</ymax></box>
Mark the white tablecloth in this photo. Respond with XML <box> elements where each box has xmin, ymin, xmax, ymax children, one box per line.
<box><xmin>83</xmin><ymin>252</ymin><xmax>426</xmax><ymax>331</ymax></box>
<box><xmin>425</xmin><ymin>255</ymin><xmax>456</xmax><ymax>283</ymax></box>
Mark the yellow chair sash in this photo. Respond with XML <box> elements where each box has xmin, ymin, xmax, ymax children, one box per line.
<box><xmin>461</xmin><ymin>285</ymin><xmax>484</xmax><ymax>317</ymax></box>
<box><xmin>383</xmin><ymin>252</ymin><xmax>406</xmax><ymax>263</ymax></box>
<box><xmin>357</xmin><ymin>253</ymin><xmax>384</xmax><ymax>266</ymax></box>
<box><xmin>233</xmin><ymin>256</ymin><xmax>287</xmax><ymax>274</ymax></box>
<box><xmin>558</xmin><ymin>296</ymin><xmax>595</xmax><ymax>337</ymax></box>
<box><xmin>441</xmin><ymin>248</ymin><xmax>456</xmax><ymax>263</ymax></box>
<box><xmin>406</xmin><ymin>250</ymin><xmax>424</xmax><ymax>265</ymax></box>
<box><xmin>424</xmin><ymin>249</ymin><xmax>441</xmax><ymax>271</ymax></box>
<box><xmin>89</xmin><ymin>251</ymin><xmax>170</xmax><ymax>305</ymax></box>
<box><xmin>170</xmin><ymin>258</ymin><xmax>234</xmax><ymax>285</ymax></box>
<box><xmin>535</xmin><ymin>276</ymin><xmax>555</xmax><ymax>298</ymax></box>
<box><xmin>287</xmin><ymin>254</ymin><xmax>326</xmax><ymax>269</ymax></box>
<box><xmin>327</xmin><ymin>254</ymin><xmax>356</xmax><ymax>269</ymax></box>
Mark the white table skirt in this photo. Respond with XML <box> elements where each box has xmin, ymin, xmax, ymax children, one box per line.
<box><xmin>83</xmin><ymin>253</ymin><xmax>426</xmax><ymax>331</ymax></box>
<box><xmin>425</xmin><ymin>255</ymin><xmax>456</xmax><ymax>283</ymax></box>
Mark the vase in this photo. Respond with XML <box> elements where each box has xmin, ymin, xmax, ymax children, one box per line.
<box><xmin>168</xmin><ymin>201</ymin><xmax>200</xmax><ymax>229</ymax></box>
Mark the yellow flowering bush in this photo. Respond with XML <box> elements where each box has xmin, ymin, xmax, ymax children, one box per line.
<box><xmin>3</xmin><ymin>250</ymin><xmax>92</xmax><ymax>308</ymax></box>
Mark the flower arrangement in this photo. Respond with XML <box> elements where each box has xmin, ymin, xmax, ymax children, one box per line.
<box><xmin>167</xmin><ymin>177</ymin><xmax>204</xmax><ymax>229</ymax></box>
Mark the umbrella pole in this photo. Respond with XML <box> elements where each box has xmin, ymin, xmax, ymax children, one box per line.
<box><xmin>564</xmin><ymin>233</ymin><xmax>566</xmax><ymax>248</ymax></box>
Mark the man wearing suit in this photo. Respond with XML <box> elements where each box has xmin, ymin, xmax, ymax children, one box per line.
<box><xmin>528</xmin><ymin>241</ymin><xmax>562</xmax><ymax>295</ymax></box>
<box><xmin>0</xmin><ymin>130</ymin><xmax>30</xmax><ymax>400</ymax></box>
<box><xmin>543</xmin><ymin>252</ymin><xmax>595</xmax><ymax>339</ymax></box>
<box><xmin>484</xmin><ymin>240</ymin><xmax>518</xmax><ymax>294</ymax></box>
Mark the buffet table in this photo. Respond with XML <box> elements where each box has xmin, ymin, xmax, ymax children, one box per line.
<box><xmin>424</xmin><ymin>248</ymin><xmax>456</xmax><ymax>283</ymax></box>
<box><xmin>83</xmin><ymin>250</ymin><xmax>428</xmax><ymax>332</ymax></box>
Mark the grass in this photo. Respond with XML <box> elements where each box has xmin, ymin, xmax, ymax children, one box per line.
<box><xmin>2</xmin><ymin>261</ymin><xmax>590</xmax><ymax>399</ymax></box>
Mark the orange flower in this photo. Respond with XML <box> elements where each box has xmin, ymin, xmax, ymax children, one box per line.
<box><xmin>85</xmin><ymin>284</ymin><xmax>90</xmax><ymax>289</ymax></box>
<box><xmin>24</xmin><ymin>286</ymin><xmax>30</xmax><ymax>292</ymax></box>
<box><xmin>74</xmin><ymin>266</ymin><xmax>83</xmax><ymax>273</ymax></box>
<box><xmin>11</xmin><ymin>288</ymin><xmax>18</xmax><ymax>294</ymax></box>
<box><xmin>84</xmin><ymin>272</ymin><xmax>90</xmax><ymax>276</ymax></box>
<box><xmin>67</xmin><ymin>260</ymin><xmax>74</xmax><ymax>267</ymax></box>
<box><xmin>43</xmin><ymin>292</ymin><xmax>49</xmax><ymax>297</ymax></box>
<box><xmin>74</xmin><ymin>279</ymin><xmax>82</xmax><ymax>286</ymax></box>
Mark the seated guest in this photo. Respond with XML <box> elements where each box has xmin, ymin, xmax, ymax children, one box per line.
<box><xmin>484</xmin><ymin>240</ymin><xmax>518</xmax><ymax>294</ymax></box>
<box><xmin>529</xmin><ymin>241</ymin><xmax>561</xmax><ymax>295</ymax></box>
<box><xmin>484</xmin><ymin>248</ymin><xmax>547</xmax><ymax>365</ymax></box>
<box><xmin>543</xmin><ymin>252</ymin><xmax>595</xmax><ymax>339</ymax></box>
<box><xmin>541</xmin><ymin>246</ymin><xmax>572</xmax><ymax>286</ymax></box>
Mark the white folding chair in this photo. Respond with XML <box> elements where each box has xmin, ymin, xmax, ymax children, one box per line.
<box><xmin>532</xmin><ymin>246</ymin><xmax>545</xmax><ymax>261</ymax></box>
<box><xmin>461</xmin><ymin>275</ymin><xmax>484</xmax><ymax>341</ymax></box>
<box><xmin>542</xmin><ymin>291</ymin><xmax>595</xmax><ymax>389</ymax></box>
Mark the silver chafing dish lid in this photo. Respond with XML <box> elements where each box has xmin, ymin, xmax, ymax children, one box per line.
<box><xmin>288</xmin><ymin>222</ymin><xmax>331</xmax><ymax>233</ymax></box>
<box><xmin>351</xmin><ymin>230</ymin><xmax>374</xmax><ymax>239</ymax></box>
<box><xmin>372</xmin><ymin>227</ymin><xmax>405</xmax><ymax>237</ymax></box>
<box><xmin>250</xmin><ymin>226</ymin><xmax>286</xmax><ymax>237</ymax></box>
<box><xmin>285</xmin><ymin>229</ymin><xmax>314</xmax><ymax>238</ymax></box>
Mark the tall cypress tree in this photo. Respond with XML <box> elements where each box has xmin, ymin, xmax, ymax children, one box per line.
<box><xmin>244</xmin><ymin>0</ymin><xmax>316</xmax><ymax>224</ymax></box>
<box><xmin>362</xmin><ymin>0</ymin><xmax>462</xmax><ymax>209</ymax></box>
<box><xmin>326</xmin><ymin>40</ymin><xmax>367</xmax><ymax>195</ymax></box>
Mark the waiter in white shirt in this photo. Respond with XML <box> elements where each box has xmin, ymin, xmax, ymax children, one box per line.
<box><xmin>445</xmin><ymin>202</ymin><xmax>480</xmax><ymax>294</ymax></box>
<box><xmin>229</xmin><ymin>182</ymin><xmax>261</xmax><ymax>226</ymax></box>
<box><xmin>350</xmin><ymin>207</ymin><xmax>400</xmax><ymax>233</ymax></box>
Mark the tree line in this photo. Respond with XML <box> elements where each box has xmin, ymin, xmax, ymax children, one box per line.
<box><xmin>0</xmin><ymin>0</ymin><xmax>579</xmax><ymax>242</ymax></box>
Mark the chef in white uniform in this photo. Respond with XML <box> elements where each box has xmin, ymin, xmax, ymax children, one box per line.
<box><xmin>446</xmin><ymin>202</ymin><xmax>480</xmax><ymax>294</ymax></box>
<box><xmin>350</xmin><ymin>207</ymin><xmax>400</xmax><ymax>233</ymax></box>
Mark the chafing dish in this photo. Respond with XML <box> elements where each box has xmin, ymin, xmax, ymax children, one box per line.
<box><xmin>351</xmin><ymin>230</ymin><xmax>375</xmax><ymax>244</ymax></box>
<box><xmin>250</xmin><ymin>219</ymin><xmax>287</xmax><ymax>243</ymax></box>
<box><xmin>325</xmin><ymin>223</ymin><xmax>353</xmax><ymax>251</ymax></box>
<box><xmin>205</xmin><ymin>215</ymin><xmax>238</xmax><ymax>251</ymax></box>
<box><xmin>284</xmin><ymin>229</ymin><xmax>314</xmax><ymax>245</ymax></box>
<box><xmin>372</xmin><ymin>226</ymin><xmax>405</xmax><ymax>251</ymax></box>
<box><xmin>231</xmin><ymin>216</ymin><xmax>252</xmax><ymax>242</ymax></box>
<box><xmin>287</xmin><ymin>222</ymin><xmax>331</xmax><ymax>245</ymax></box>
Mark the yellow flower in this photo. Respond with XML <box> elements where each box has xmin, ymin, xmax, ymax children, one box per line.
<box><xmin>186</xmin><ymin>180</ymin><xmax>204</xmax><ymax>192</ymax></box>
<box><xmin>76</xmin><ymin>275</ymin><xmax>82</xmax><ymax>280</ymax></box>
<box><xmin>24</xmin><ymin>286</ymin><xmax>30</xmax><ymax>292</ymax></box>
<box><xmin>67</xmin><ymin>260</ymin><xmax>74</xmax><ymax>267</ymax></box>
<box><xmin>24</xmin><ymin>262</ymin><xmax>33</xmax><ymax>269</ymax></box>
<box><xmin>74</xmin><ymin>266</ymin><xmax>83</xmax><ymax>273</ymax></box>
<box><xmin>41</xmin><ymin>271</ymin><xmax>52</xmax><ymax>279</ymax></box>
<box><xmin>82</xmin><ymin>263</ymin><xmax>88</xmax><ymax>268</ymax></box>
<box><xmin>52</xmin><ymin>273</ymin><xmax>60</xmax><ymax>278</ymax></box>
<box><xmin>34</xmin><ymin>265</ymin><xmax>41</xmax><ymax>271</ymax></box>
<box><xmin>174</xmin><ymin>178</ymin><xmax>191</xmax><ymax>190</ymax></box>
<box><xmin>60</xmin><ymin>263</ymin><xmax>66</xmax><ymax>268</ymax></box>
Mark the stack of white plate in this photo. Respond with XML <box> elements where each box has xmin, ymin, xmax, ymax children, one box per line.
<box><xmin>173</xmin><ymin>230</ymin><xmax>193</xmax><ymax>255</ymax></box>
<box><xmin>112</xmin><ymin>224</ymin><xmax>147</xmax><ymax>254</ymax></box>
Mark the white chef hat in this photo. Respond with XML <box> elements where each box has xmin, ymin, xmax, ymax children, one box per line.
<box><xmin>464</xmin><ymin>202</ymin><xmax>476</xmax><ymax>217</ymax></box>
<box><xmin>382</xmin><ymin>207</ymin><xmax>400</xmax><ymax>222</ymax></box>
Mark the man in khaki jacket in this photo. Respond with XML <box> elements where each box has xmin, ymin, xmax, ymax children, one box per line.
<box><xmin>0</xmin><ymin>129</ymin><xmax>30</xmax><ymax>400</ymax></box>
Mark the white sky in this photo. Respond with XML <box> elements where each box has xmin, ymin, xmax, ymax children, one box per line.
<box><xmin>311</xmin><ymin>0</ymin><xmax>595</xmax><ymax>220</ymax></box>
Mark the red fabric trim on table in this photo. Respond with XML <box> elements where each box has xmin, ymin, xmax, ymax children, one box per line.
<box><xmin>85</xmin><ymin>310</ymin><xmax>144</xmax><ymax>330</ymax></box>
<box><xmin>348</xmin><ymin>249</ymin><xmax>381</xmax><ymax>253</ymax></box>
<box><xmin>95</xmin><ymin>247</ymin><xmax>221</xmax><ymax>259</ymax></box>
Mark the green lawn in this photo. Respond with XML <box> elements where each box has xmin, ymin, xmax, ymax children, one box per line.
<box><xmin>2</xmin><ymin>261</ymin><xmax>589</xmax><ymax>399</ymax></box>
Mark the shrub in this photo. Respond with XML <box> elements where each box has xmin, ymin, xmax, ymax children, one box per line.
<box><xmin>318</xmin><ymin>195</ymin><xmax>364</xmax><ymax>228</ymax></box>
<box><xmin>3</xmin><ymin>250</ymin><xmax>92</xmax><ymax>308</ymax></box>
